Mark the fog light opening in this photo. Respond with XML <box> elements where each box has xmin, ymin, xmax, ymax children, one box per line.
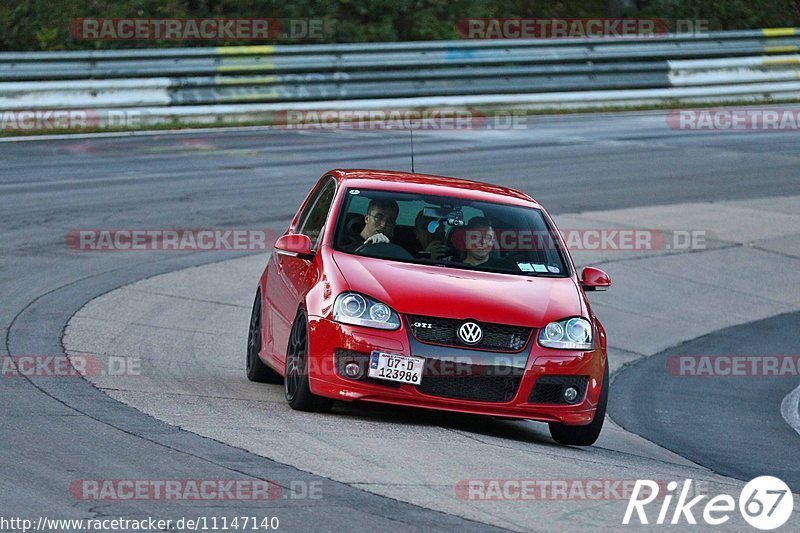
<box><xmin>344</xmin><ymin>362</ymin><xmax>362</xmax><ymax>379</ymax></box>
<box><xmin>563</xmin><ymin>386</ymin><xmax>579</xmax><ymax>404</ymax></box>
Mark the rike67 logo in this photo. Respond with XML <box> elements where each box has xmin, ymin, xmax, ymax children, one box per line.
<box><xmin>624</xmin><ymin>477</ymin><xmax>793</xmax><ymax>530</ymax></box>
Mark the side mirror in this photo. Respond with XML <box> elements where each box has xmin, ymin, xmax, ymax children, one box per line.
<box><xmin>274</xmin><ymin>234</ymin><xmax>314</xmax><ymax>260</ymax></box>
<box><xmin>581</xmin><ymin>267</ymin><xmax>611</xmax><ymax>292</ymax></box>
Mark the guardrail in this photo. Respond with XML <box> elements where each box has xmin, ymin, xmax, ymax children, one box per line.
<box><xmin>1</xmin><ymin>28</ymin><xmax>800</xmax><ymax>128</ymax></box>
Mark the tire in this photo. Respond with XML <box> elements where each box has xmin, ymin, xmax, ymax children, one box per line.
<box><xmin>284</xmin><ymin>310</ymin><xmax>334</xmax><ymax>412</ymax></box>
<box><xmin>246</xmin><ymin>291</ymin><xmax>282</xmax><ymax>383</ymax></box>
<box><xmin>548</xmin><ymin>363</ymin><xmax>608</xmax><ymax>446</ymax></box>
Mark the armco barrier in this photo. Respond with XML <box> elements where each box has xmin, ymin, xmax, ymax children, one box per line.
<box><xmin>1</xmin><ymin>29</ymin><xmax>800</xmax><ymax>128</ymax></box>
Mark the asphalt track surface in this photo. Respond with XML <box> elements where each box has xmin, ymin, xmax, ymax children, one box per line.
<box><xmin>612</xmin><ymin>311</ymin><xmax>800</xmax><ymax>490</ymax></box>
<box><xmin>2</xmin><ymin>110</ymin><xmax>800</xmax><ymax>531</ymax></box>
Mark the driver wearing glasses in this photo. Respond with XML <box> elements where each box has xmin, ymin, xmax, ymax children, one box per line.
<box><xmin>340</xmin><ymin>199</ymin><xmax>398</xmax><ymax>251</ymax></box>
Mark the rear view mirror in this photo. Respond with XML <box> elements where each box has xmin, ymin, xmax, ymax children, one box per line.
<box><xmin>422</xmin><ymin>207</ymin><xmax>449</xmax><ymax>218</ymax></box>
<box><xmin>422</xmin><ymin>206</ymin><xmax>464</xmax><ymax>226</ymax></box>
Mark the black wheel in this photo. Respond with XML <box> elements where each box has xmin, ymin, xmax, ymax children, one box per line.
<box><xmin>284</xmin><ymin>310</ymin><xmax>334</xmax><ymax>412</ymax></box>
<box><xmin>246</xmin><ymin>291</ymin><xmax>282</xmax><ymax>383</ymax></box>
<box><xmin>548</xmin><ymin>363</ymin><xmax>608</xmax><ymax>446</ymax></box>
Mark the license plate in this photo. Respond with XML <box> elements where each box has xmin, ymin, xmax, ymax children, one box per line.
<box><xmin>368</xmin><ymin>351</ymin><xmax>424</xmax><ymax>385</ymax></box>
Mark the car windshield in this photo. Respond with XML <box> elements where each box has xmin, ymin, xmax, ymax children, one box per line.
<box><xmin>332</xmin><ymin>188</ymin><xmax>569</xmax><ymax>277</ymax></box>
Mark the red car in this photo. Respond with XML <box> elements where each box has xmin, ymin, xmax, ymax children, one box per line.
<box><xmin>247</xmin><ymin>169</ymin><xmax>612</xmax><ymax>446</ymax></box>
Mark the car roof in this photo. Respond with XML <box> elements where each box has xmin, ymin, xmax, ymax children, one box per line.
<box><xmin>327</xmin><ymin>169</ymin><xmax>540</xmax><ymax>208</ymax></box>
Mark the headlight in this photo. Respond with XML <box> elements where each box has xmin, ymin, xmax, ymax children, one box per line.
<box><xmin>333</xmin><ymin>292</ymin><xmax>400</xmax><ymax>330</ymax></box>
<box><xmin>538</xmin><ymin>317</ymin><xmax>593</xmax><ymax>350</ymax></box>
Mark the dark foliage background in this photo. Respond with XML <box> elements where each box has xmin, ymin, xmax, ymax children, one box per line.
<box><xmin>1</xmin><ymin>0</ymin><xmax>798</xmax><ymax>50</ymax></box>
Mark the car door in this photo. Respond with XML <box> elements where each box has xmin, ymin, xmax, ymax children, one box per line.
<box><xmin>267</xmin><ymin>177</ymin><xmax>337</xmax><ymax>363</ymax></box>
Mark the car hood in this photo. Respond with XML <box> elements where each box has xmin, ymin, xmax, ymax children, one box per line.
<box><xmin>331</xmin><ymin>251</ymin><xmax>583</xmax><ymax>328</ymax></box>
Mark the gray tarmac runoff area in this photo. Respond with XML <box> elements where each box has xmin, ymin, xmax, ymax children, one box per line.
<box><xmin>1</xmin><ymin>108</ymin><xmax>799</xmax><ymax>531</ymax></box>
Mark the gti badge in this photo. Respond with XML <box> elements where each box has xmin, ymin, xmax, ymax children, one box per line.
<box><xmin>457</xmin><ymin>321</ymin><xmax>483</xmax><ymax>345</ymax></box>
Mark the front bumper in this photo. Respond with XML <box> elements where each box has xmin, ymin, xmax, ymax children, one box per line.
<box><xmin>307</xmin><ymin>317</ymin><xmax>605</xmax><ymax>425</ymax></box>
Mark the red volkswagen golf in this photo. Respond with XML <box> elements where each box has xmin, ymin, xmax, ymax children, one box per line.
<box><xmin>247</xmin><ymin>169</ymin><xmax>612</xmax><ymax>445</ymax></box>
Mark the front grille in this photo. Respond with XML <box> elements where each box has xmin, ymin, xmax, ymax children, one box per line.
<box><xmin>417</xmin><ymin>363</ymin><xmax>523</xmax><ymax>402</ymax></box>
<box><xmin>334</xmin><ymin>349</ymin><xmax>523</xmax><ymax>402</ymax></box>
<box><xmin>407</xmin><ymin>315</ymin><xmax>531</xmax><ymax>352</ymax></box>
<box><xmin>529</xmin><ymin>375</ymin><xmax>589</xmax><ymax>404</ymax></box>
